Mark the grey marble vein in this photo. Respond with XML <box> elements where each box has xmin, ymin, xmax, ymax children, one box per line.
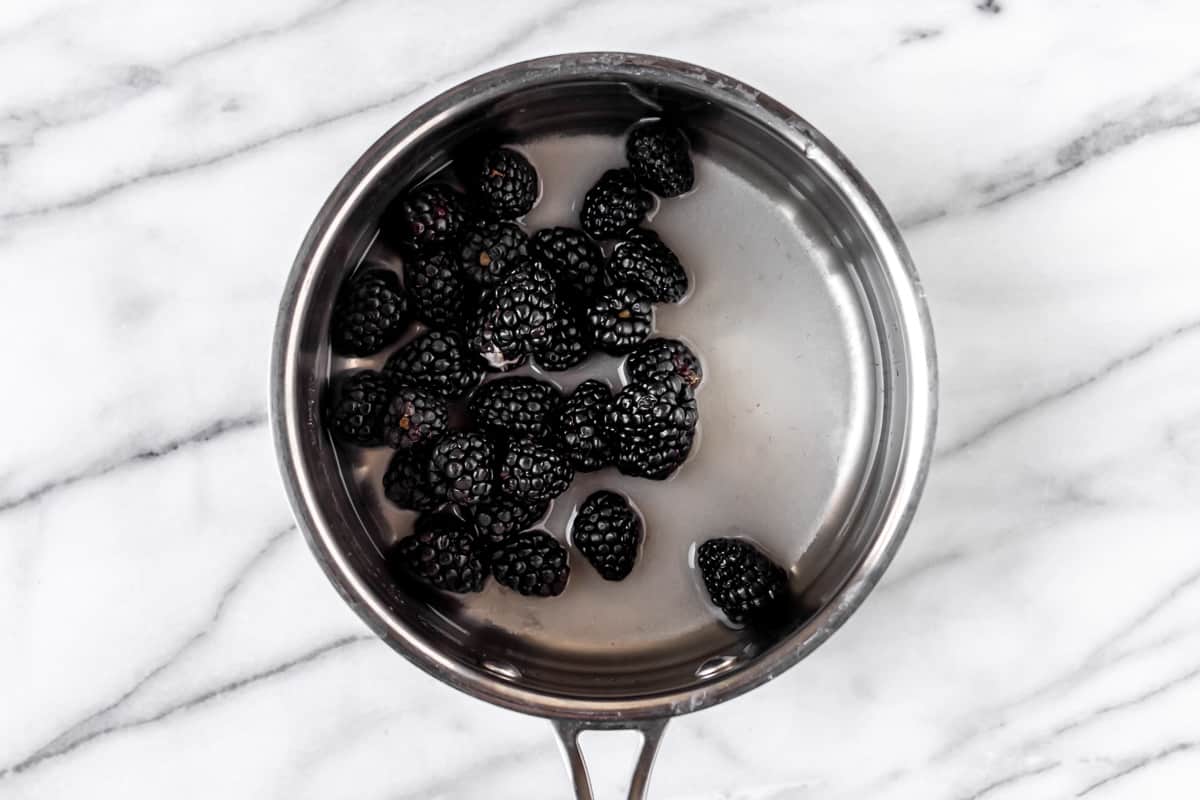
<box><xmin>1076</xmin><ymin>741</ymin><xmax>1200</xmax><ymax>797</ymax></box>
<box><xmin>1049</xmin><ymin>662</ymin><xmax>1200</xmax><ymax>739</ymax></box>
<box><xmin>957</xmin><ymin>761</ymin><xmax>1060</xmax><ymax>800</ymax></box>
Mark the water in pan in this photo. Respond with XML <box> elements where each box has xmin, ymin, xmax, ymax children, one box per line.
<box><xmin>331</xmin><ymin>129</ymin><xmax>876</xmax><ymax>659</ymax></box>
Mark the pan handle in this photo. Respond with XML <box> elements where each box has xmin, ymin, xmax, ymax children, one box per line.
<box><xmin>552</xmin><ymin>718</ymin><xmax>669</xmax><ymax>800</ymax></box>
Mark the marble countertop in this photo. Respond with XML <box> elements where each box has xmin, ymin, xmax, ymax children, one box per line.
<box><xmin>4</xmin><ymin>1</ymin><xmax>1200</xmax><ymax>797</ymax></box>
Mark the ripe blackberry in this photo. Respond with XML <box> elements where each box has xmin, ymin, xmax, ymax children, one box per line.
<box><xmin>626</xmin><ymin>122</ymin><xmax>694</xmax><ymax>198</ymax></box>
<box><xmin>605</xmin><ymin>374</ymin><xmax>697</xmax><ymax>479</ymax></box>
<box><xmin>404</xmin><ymin>249</ymin><xmax>471</xmax><ymax>332</ymax></box>
<box><xmin>382</xmin><ymin>447</ymin><xmax>441</xmax><ymax>512</ymax></box>
<box><xmin>468</xmin><ymin>376</ymin><xmax>561</xmax><ymax>440</ymax></box>
<box><xmin>470</xmin><ymin>265</ymin><xmax>557</xmax><ymax>370</ymax></box>
<box><xmin>552</xmin><ymin>379</ymin><xmax>613</xmax><ymax>472</ymax></box>
<box><xmin>473</xmin><ymin>147</ymin><xmax>539</xmax><ymax>220</ymax></box>
<box><xmin>498</xmin><ymin>438</ymin><xmax>574</xmax><ymax>502</ymax></box>
<box><xmin>535</xmin><ymin>300</ymin><xmax>592</xmax><ymax>372</ymax></box>
<box><xmin>608</xmin><ymin>229</ymin><xmax>689</xmax><ymax>303</ymax></box>
<box><xmin>468</xmin><ymin>494</ymin><xmax>549</xmax><ymax>549</ymax></box>
<box><xmin>428</xmin><ymin>432</ymin><xmax>495</xmax><ymax>507</ymax></box>
<box><xmin>381</xmin><ymin>385</ymin><xmax>448</xmax><ymax>450</ymax></box>
<box><xmin>625</xmin><ymin>338</ymin><xmax>703</xmax><ymax>388</ymax></box>
<box><xmin>329</xmin><ymin>268</ymin><xmax>408</xmax><ymax>357</ymax></box>
<box><xmin>570</xmin><ymin>491</ymin><xmax>643</xmax><ymax>581</ymax></box>
<box><xmin>580</xmin><ymin>168</ymin><xmax>652</xmax><ymax>239</ymax></box>
<box><xmin>389</xmin><ymin>513</ymin><xmax>487</xmax><ymax>593</ymax></box>
<box><xmin>383</xmin><ymin>330</ymin><xmax>483</xmax><ymax>400</ymax></box>
<box><xmin>457</xmin><ymin>220</ymin><xmax>528</xmax><ymax>287</ymax></box>
<box><xmin>588</xmin><ymin>286</ymin><xmax>654</xmax><ymax>354</ymax></box>
<box><xmin>386</xmin><ymin>183</ymin><xmax>468</xmax><ymax>249</ymax></box>
<box><xmin>696</xmin><ymin>538</ymin><xmax>789</xmax><ymax>624</ymax></box>
<box><xmin>490</xmin><ymin>530</ymin><xmax>570</xmax><ymax>597</ymax></box>
<box><xmin>528</xmin><ymin>227</ymin><xmax>603</xmax><ymax>295</ymax></box>
<box><xmin>327</xmin><ymin>370</ymin><xmax>393</xmax><ymax>447</ymax></box>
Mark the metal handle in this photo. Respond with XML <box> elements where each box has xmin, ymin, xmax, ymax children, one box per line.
<box><xmin>552</xmin><ymin>718</ymin><xmax>669</xmax><ymax>800</ymax></box>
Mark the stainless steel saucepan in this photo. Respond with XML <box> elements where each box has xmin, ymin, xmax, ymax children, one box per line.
<box><xmin>271</xmin><ymin>52</ymin><xmax>936</xmax><ymax>798</ymax></box>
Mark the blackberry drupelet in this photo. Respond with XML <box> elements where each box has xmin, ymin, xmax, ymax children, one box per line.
<box><xmin>552</xmin><ymin>379</ymin><xmax>613</xmax><ymax>472</ymax></box>
<box><xmin>404</xmin><ymin>249</ymin><xmax>471</xmax><ymax>332</ymax></box>
<box><xmin>329</xmin><ymin>268</ymin><xmax>407</xmax><ymax>357</ymax></box>
<box><xmin>383</xmin><ymin>330</ymin><xmax>483</xmax><ymax>400</ymax></box>
<box><xmin>490</xmin><ymin>530</ymin><xmax>570</xmax><ymax>597</ymax></box>
<box><xmin>696</xmin><ymin>538</ymin><xmax>789</xmax><ymax>624</ymax></box>
<box><xmin>382</xmin><ymin>447</ymin><xmax>441</xmax><ymax>512</ymax></box>
<box><xmin>428</xmin><ymin>432</ymin><xmax>495</xmax><ymax>507</ymax></box>
<box><xmin>473</xmin><ymin>147</ymin><xmax>539</xmax><ymax>220</ymax></box>
<box><xmin>381</xmin><ymin>385</ymin><xmax>448</xmax><ymax>450</ymax></box>
<box><xmin>386</xmin><ymin>183</ymin><xmax>468</xmax><ymax>249</ymax></box>
<box><xmin>498</xmin><ymin>438</ymin><xmax>574</xmax><ymax>502</ymax></box>
<box><xmin>605</xmin><ymin>373</ymin><xmax>697</xmax><ymax>479</ymax></box>
<box><xmin>625</xmin><ymin>337</ymin><xmax>703</xmax><ymax>388</ymax></box>
<box><xmin>535</xmin><ymin>300</ymin><xmax>592</xmax><ymax>371</ymax></box>
<box><xmin>470</xmin><ymin>265</ymin><xmax>558</xmax><ymax>370</ymax></box>
<box><xmin>468</xmin><ymin>494</ymin><xmax>549</xmax><ymax>549</ymax></box>
<box><xmin>570</xmin><ymin>490</ymin><xmax>643</xmax><ymax>581</ymax></box>
<box><xmin>580</xmin><ymin>168</ymin><xmax>652</xmax><ymax>239</ymax></box>
<box><xmin>626</xmin><ymin>122</ymin><xmax>694</xmax><ymax>197</ymax></box>
<box><xmin>327</xmin><ymin>370</ymin><xmax>393</xmax><ymax>447</ymax></box>
<box><xmin>608</xmin><ymin>228</ymin><xmax>689</xmax><ymax>303</ymax></box>
<box><xmin>467</xmin><ymin>376</ymin><xmax>562</xmax><ymax>441</ymax></box>
<box><xmin>389</xmin><ymin>513</ymin><xmax>487</xmax><ymax>593</ymax></box>
<box><xmin>588</xmin><ymin>286</ymin><xmax>654</xmax><ymax>354</ymax></box>
<box><xmin>528</xmin><ymin>227</ymin><xmax>603</xmax><ymax>295</ymax></box>
<box><xmin>457</xmin><ymin>220</ymin><xmax>528</xmax><ymax>287</ymax></box>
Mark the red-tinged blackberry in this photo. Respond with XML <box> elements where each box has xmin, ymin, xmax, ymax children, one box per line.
<box><xmin>389</xmin><ymin>512</ymin><xmax>487</xmax><ymax>593</ymax></box>
<box><xmin>327</xmin><ymin>370</ymin><xmax>393</xmax><ymax>447</ymax></box>
<box><xmin>458</xmin><ymin>220</ymin><xmax>528</xmax><ymax>287</ymax></box>
<box><xmin>605</xmin><ymin>373</ymin><xmax>698</xmax><ymax>479</ymax></box>
<box><xmin>428</xmin><ymin>432</ymin><xmax>495</xmax><ymax>507</ymax></box>
<box><xmin>473</xmin><ymin>147</ymin><xmax>539</xmax><ymax>220</ymax></box>
<box><xmin>385</xmin><ymin>183</ymin><xmax>468</xmax><ymax>249</ymax></box>
<box><xmin>535</xmin><ymin>300</ymin><xmax>592</xmax><ymax>372</ymax></box>
<box><xmin>625</xmin><ymin>337</ymin><xmax>703</xmax><ymax>388</ymax></box>
<box><xmin>580</xmin><ymin>168</ymin><xmax>652</xmax><ymax>239</ymax></box>
<box><xmin>330</xmin><ymin>268</ymin><xmax>408</xmax><ymax>357</ymax></box>
<box><xmin>498</xmin><ymin>437</ymin><xmax>574</xmax><ymax>502</ymax></box>
<box><xmin>468</xmin><ymin>494</ymin><xmax>549</xmax><ymax>549</ymax></box>
<box><xmin>404</xmin><ymin>249</ymin><xmax>471</xmax><ymax>331</ymax></box>
<box><xmin>626</xmin><ymin>122</ymin><xmax>694</xmax><ymax>198</ymax></box>
<box><xmin>383</xmin><ymin>330</ymin><xmax>483</xmax><ymax>400</ymax></box>
<box><xmin>382</xmin><ymin>447</ymin><xmax>441</xmax><ymax>512</ymax></box>
<box><xmin>608</xmin><ymin>228</ymin><xmax>689</xmax><ymax>303</ymax></box>
<box><xmin>490</xmin><ymin>530</ymin><xmax>570</xmax><ymax>597</ymax></box>
<box><xmin>552</xmin><ymin>379</ymin><xmax>613</xmax><ymax>472</ymax></box>
<box><xmin>696</xmin><ymin>538</ymin><xmax>789</xmax><ymax>624</ymax></box>
<box><xmin>570</xmin><ymin>490</ymin><xmax>643</xmax><ymax>581</ymax></box>
<box><xmin>381</xmin><ymin>385</ymin><xmax>448</xmax><ymax>450</ymax></box>
<box><xmin>470</xmin><ymin>265</ymin><xmax>557</xmax><ymax>370</ymax></box>
<box><xmin>588</xmin><ymin>286</ymin><xmax>654</xmax><ymax>354</ymax></box>
<box><xmin>467</xmin><ymin>376</ymin><xmax>561</xmax><ymax>440</ymax></box>
<box><xmin>528</xmin><ymin>227</ymin><xmax>603</xmax><ymax>295</ymax></box>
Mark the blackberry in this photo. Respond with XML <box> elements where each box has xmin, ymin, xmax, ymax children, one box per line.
<box><xmin>468</xmin><ymin>376</ymin><xmax>561</xmax><ymax>440</ymax></box>
<box><xmin>605</xmin><ymin>374</ymin><xmax>697</xmax><ymax>479</ymax></box>
<box><xmin>588</xmin><ymin>286</ymin><xmax>653</xmax><ymax>354</ymax></box>
<box><xmin>327</xmin><ymin>370</ymin><xmax>393</xmax><ymax>446</ymax></box>
<box><xmin>457</xmin><ymin>220</ymin><xmax>528</xmax><ymax>287</ymax></box>
<box><xmin>490</xmin><ymin>530</ymin><xmax>570</xmax><ymax>597</ymax></box>
<box><xmin>470</xmin><ymin>265</ymin><xmax>557</xmax><ymax>370</ymax></box>
<box><xmin>468</xmin><ymin>494</ymin><xmax>549</xmax><ymax>549</ymax></box>
<box><xmin>329</xmin><ymin>268</ymin><xmax>408</xmax><ymax>357</ymax></box>
<box><xmin>382</xmin><ymin>447</ymin><xmax>441</xmax><ymax>512</ymax></box>
<box><xmin>625</xmin><ymin>338</ymin><xmax>703</xmax><ymax>388</ymax></box>
<box><xmin>535</xmin><ymin>300</ymin><xmax>592</xmax><ymax>371</ymax></box>
<box><xmin>696</xmin><ymin>538</ymin><xmax>789</xmax><ymax>624</ymax></box>
<box><xmin>383</xmin><ymin>330</ymin><xmax>482</xmax><ymax>400</ymax></box>
<box><xmin>580</xmin><ymin>168</ymin><xmax>652</xmax><ymax>239</ymax></box>
<box><xmin>570</xmin><ymin>490</ymin><xmax>643</xmax><ymax>581</ymax></box>
<box><xmin>626</xmin><ymin>122</ymin><xmax>694</xmax><ymax>198</ymax></box>
<box><xmin>473</xmin><ymin>147</ymin><xmax>539</xmax><ymax>220</ymax></box>
<box><xmin>608</xmin><ymin>229</ymin><xmax>689</xmax><ymax>303</ymax></box>
<box><xmin>552</xmin><ymin>379</ymin><xmax>613</xmax><ymax>472</ymax></box>
<box><xmin>428</xmin><ymin>432</ymin><xmax>495</xmax><ymax>507</ymax></box>
<box><xmin>381</xmin><ymin>385</ymin><xmax>448</xmax><ymax>450</ymax></box>
<box><xmin>389</xmin><ymin>513</ymin><xmax>487</xmax><ymax>593</ymax></box>
<box><xmin>403</xmin><ymin>249</ymin><xmax>471</xmax><ymax>332</ymax></box>
<box><xmin>386</xmin><ymin>183</ymin><xmax>468</xmax><ymax>249</ymax></box>
<box><xmin>498</xmin><ymin>437</ymin><xmax>574</xmax><ymax>502</ymax></box>
<box><xmin>528</xmin><ymin>227</ymin><xmax>603</xmax><ymax>295</ymax></box>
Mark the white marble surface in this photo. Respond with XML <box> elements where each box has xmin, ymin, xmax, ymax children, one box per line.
<box><xmin>3</xmin><ymin>1</ymin><xmax>1200</xmax><ymax>797</ymax></box>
